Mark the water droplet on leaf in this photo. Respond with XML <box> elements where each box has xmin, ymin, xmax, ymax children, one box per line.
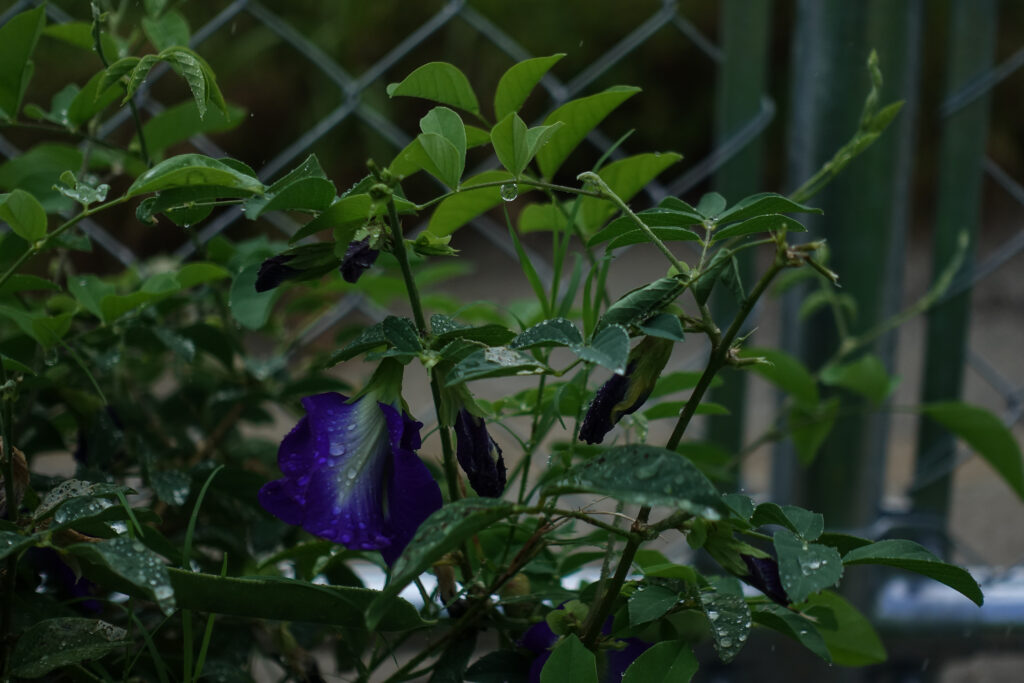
<box><xmin>499</xmin><ymin>182</ymin><xmax>519</xmax><ymax>202</ymax></box>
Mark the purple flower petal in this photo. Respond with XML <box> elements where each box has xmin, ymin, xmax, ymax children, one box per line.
<box><xmin>259</xmin><ymin>392</ymin><xmax>441</xmax><ymax>564</ymax></box>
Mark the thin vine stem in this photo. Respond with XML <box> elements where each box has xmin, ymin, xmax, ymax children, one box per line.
<box><xmin>413</xmin><ymin>178</ymin><xmax>602</xmax><ymax>211</ymax></box>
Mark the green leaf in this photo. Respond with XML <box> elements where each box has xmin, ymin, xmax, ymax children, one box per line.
<box><xmin>696</xmin><ymin>192</ymin><xmax>727</xmax><ymax>218</ymax></box>
<box><xmin>0</xmin><ymin>189</ymin><xmax>48</xmax><ymax>241</ymax></box>
<box><xmin>597</xmin><ymin>276</ymin><xmax>686</xmax><ymax>332</ymax></box>
<box><xmin>9</xmin><ymin>618</ymin><xmax>130</xmax><ymax>678</ymax></box>
<box><xmin>700</xmin><ymin>589</ymin><xmax>751</xmax><ymax>663</ymax></box>
<box><xmin>589</xmin><ymin>205</ymin><xmax>704</xmax><ymax>248</ymax></box>
<box><xmin>366</xmin><ymin>499</ymin><xmax>516</xmax><ymax>630</ymax></box>
<box><xmin>34</xmin><ymin>480</ymin><xmax>133</xmax><ymax>521</ymax></box>
<box><xmin>386</xmin><ymin>62</ymin><xmax>480</xmax><ymax>115</ymax></box>
<box><xmin>0</xmin><ymin>530</ymin><xmax>37</xmax><ymax>561</ymax></box>
<box><xmin>638</xmin><ymin>312</ymin><xmax>685</xmax><ymax>342</ymax></box>
<box><xmin>243</xmin><ymin>154</ymin><xmax>335</xmax><ymax>218</ymax></box>
<box><xmin>804</xmin><ymin>591</ymin><xmax>886</xmax><ymax>666</ymax></box>
<box><xmin>628</xmin><ymin>583</ymin><xmax>679</xmax><ymax>626</ymax></box>
<box><xmin>43</xmin><ymin>22</ymin><xmax>122</xmax><ymax>61</ymax></box>
<box><xmin>920</xmin><ymin>401</ymin><xmax>1024</xmax><ymax>500</ymax></box>
<box><xmin>445</xmin><ymin>346</ymin><xmax>548</xmax><ymax>386</ymax></box>
<box><xmin>740</xmin><ymin>347</ymin><xmax>818</xmax><ymax>405</ymax></box>
<box><xmin>518</xmin><ymin>201</ymin><xmax>571</xmax><ymax>233</ymax></box>
<box><xmin>421</xmin><ymin>106</ymin><xmax>467</xmax><ymax>163</ymax></box>
<box><xmin>229</xmin><ymin>262</ymin><xmax>281</xmax><ymax>330</ymax></box>
<box><xmin>577</xmin><ymin>152</ymin><xmax>682</xmax><ymax>233</ymax></box>
<box><xmin>0</xmin><ymin>6</ymin><xmax>46</xmax><ymax>121</ymax></box>
<box><xmin>712</xmin><ymin>213</ymin><xmax>808</xmax><ymax>243</ymax></box>
<box><xmin>752</xmin><ymin>603</ymin><xmax>832</xmax><ymax>662</ymax></box>
<box><xmin>751</xmin><ymin>503</ymin><xmax>823</xmax><ymax>541</ymax></box>
<box><xmin>789</xmin><ymin>397</ymin><xmax>840</xmax><ymax>465</ymax></box>
<box><xmin>491</xmin><ymin>113</ymin><xmax>562</xmax><ymax>178</ymax></box>
<box><xmin>509</xmin><ymin>317</ymin><xmax>583</xmax><ymax>350</ymax></box>
<box><xmin>773</xmin><ymin>529</ymin><xmax>843</xmax><ymax>604</ymax></box>
<box><xmin>574</xmin><ymin>323</ymin><xmax>629</xmax><ymax>374</ymax></box>
<box><xmin>382</xmin><ymin>315</ymin><xmax>422</xmax><ymax>352</ymax></box>
<box><xmin>820</xmin><ymin>354</ymin><xmax>897</xmax><ymax>406</ymax></box>
<box><xmin>540</xmin><ymin>635</ymin><xmax>597</xmax><ymax>683</ymax></box>
<box><xmin>138</xmin><ymin>99</ymin><xmax>245</xmax><ymax>159</ymax></box>
<box><xmin>64</xmin><ymin>71</ymin><xmax>121</xmax><ymax>128</ymax></box>
<box><xmin>67</xmin><ymin>536</ymin><xmax>176</xmax><ymax>615</ymax></box>
<box><xmin>842</xmin><ymin>539</ymin><xmax>983</xmax><ymax>606</ymax></box>
<box><xmin>121</xmin><ymin>46</ymin><xmax>227</xmax><ymax>120</ymax></box>
<box><xmin>142</xmin><ymin>9</ymin><xmax>190</xmax><ymax>51</ymax></box>
<box><xmin>431</xmin><ymin>321</ymin><xmax>515</xmax><ymax>348</ymax></box>
<box><xmin>621</xmin><ymin>640</ymin><xmax>697</xmax><ymax>683</ymax></box>
<box><xmin>290</xmin><ymin>191</ymin><xmax>411</xmax><ymax>244</ymax></box>
<box><xmin>536</xmin><ymin>86</ymin><xmax>641</xmax><ymax>178</ymax></box>
<box><xmin>494</xmin><ymin>53</ymin><xmax>564</xmax><ymax>121</ymax></box>
<box><xmin>55</xmin><ymin>171</ymin><xmax>109</xmax><ymax>207</ymax></box>
<box><xmin>546</xmin><ymin>444</ymin><xmax>727</xmax><ymax>518</ymax></box>
<box><xmin>0</xmin><ymin>143</ymin><xmax>83</xmax><ymax>211</ymax></box>
<box><xmin>427</xmin><ymin>170</ymin><xmax>523</xmax><ymax>236</ymax></box>
<box><xmin>419</xmin><ymin>133</ymin><xmax>463</xmax><ymax>189</ymax></box>
<box><xmin>127</xmin><ymin>153</ymin><xmax>264</xmax><ymax>197</ymax></box>
<box><xmin>716</xmin><ymin>192</ymin><xmax>823</xmax><ymax>225</ymax></box>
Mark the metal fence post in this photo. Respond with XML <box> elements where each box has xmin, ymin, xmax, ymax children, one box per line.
<box><xmin>708</xmin><ymin>0</ymin><xmax>772</xmax><ymax>473</ymax></box>
<box><xmin>913</xmin><ymin>0</ymin><xmax>997</xmax><ymax>533</ymax></box>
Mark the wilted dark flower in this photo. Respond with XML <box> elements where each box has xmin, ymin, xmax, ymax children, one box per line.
<box><xmin>453</xmin><ymin>409</ymin><xmax>506</xmax><ymax>497</ymax></box>
<box><xmin>520</xmin><ymin>615</ymin><xmax>650</xmax><ymax>682</ymax></box>
<box><xmin>340</xmin><ymin>236</ymin><xmax>380</xmax><ymax>283</ymax></box>
<box><xmin>258</xmin><ymin>392</ymin><xmax>442</xmax><ymax>565</ymax></box>
<box><xmin>579</xmin><ymin>336</ymin><xmax>673</xmax><ymax>444</ymax></box>
<box><xmin>741</xmin><ymin>554</ymin><xmax>789</xmax><ymax>606</ymax></box>
<box><xmin>254</xmin><ymin>243</ymin><xmax>340</xmax><ymax>293</ymax></box>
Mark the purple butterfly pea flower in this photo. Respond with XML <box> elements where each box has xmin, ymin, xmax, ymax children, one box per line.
<box><xmin>340</xmin><ymin>236</ymin><xmax>380</xmax><ymax>283</ymax></box>
<box><xmin>741</xmin><ymin>554</ymin><xmax>789</xmax><ymax>606</ymax></box>
<box><xmin>258</xmin><ymin>392</ymin><xmax>442</xmax><ymax>565</ymax></box>
<box><xmin>579</xmin><ymin>336</ymin><xmax>673</xmax><ymax>444</ymax></box>
<box><xmin>453</xmin><ymin>409</ymin><xmax>506</xmax><ymax>498</ymax></box>
<box><xmin>520</xmin><ymin>616</ymin><xmax>650</xmax><ymax>682</ymax></box>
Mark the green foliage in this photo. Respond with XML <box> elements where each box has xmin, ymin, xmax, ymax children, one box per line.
<box><xmin>0</xmin><ymin>11</ymin><xmax>1001</xmax><ymax>681</ymax></box>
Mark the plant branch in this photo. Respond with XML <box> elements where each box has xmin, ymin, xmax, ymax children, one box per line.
<box><xmin>414</xmin><ymin>178</ymin><xmax>603</xmax><ymax>211</ymax></box>
<box><xmin>576</xmin><ymin>171</ymin><xmax>688</xmax><ymax>275</ymax></box>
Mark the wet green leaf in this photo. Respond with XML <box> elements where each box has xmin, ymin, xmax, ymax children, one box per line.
<box><xmin>68</xmin><ymin>536</ymin><xmax>177</xmax><ymax>615</ymax></box>
<box><xmin>716</xmin><ymin>192</ymin><xmax>823</xmax><ymax>225</ymax></box>
<box><xmin>366</xmin><ymin>498</ymin><xmax>516</xmax><ymax>630</ymax></box>
<box><xmin>0</xmin><ymin>6</ymin><xmax>46</xmax><ymax>121</ymax></box>
<box><xmin>546</xmin><ymin>445</ymin><xmax>727</xmax><ymax>518</ymax></box>
<box><xmin>427</xmin><ymin>170</ymin><xmax>524</xmax><ymax>236</ymax></box>
<box><xmin>597</xmin><ymin>276</ymin><xmax>686</xmax><ymax>332</ymax></box>
<box><xmin>574</xmin><ymin>323</ymin><xmax>629</xmax><ymax>374</ymax></box>
<box><xmin>804</xmin><ymin>591</ymin><xmax>886</xmax><ymax>666</ymax></box>
<box><xmin>621</xmin><ymin>640</ymin><xmax>697</xmax><ymax>683</ymax></box>
<box><xmin>701</xmin><ymin>589</ymin><xmax>751</xmax><ymax>663</ymax></box>
<box><xmin>628</xmin><ymin>583</ymin><xmax>679</xmax><ymax>626</ymax></box>
<box><xmin>0</xmin><ymin>189</ymin><xmax>48</xmax><ymax>241</ymax></box>
<box><xmin>752</xmin><ymin>603</ymin><xmax>831</xmax><ymax>662</ymax></box>
<box><xmin>842</xmin><ymin>539</ymin><xmax>983</xmax><ymax>606</ymax></box>
<box><xmin>712</xmin><ymin>213</ymin><xmax>807</xmax><ymax>243</ymax></box>
<box><xmin>751</xmin><ymin>503</ymin><xmax>823</xmax><ymax>541</ymax></box>
<box><xmin>773</xmin><ymin>529</ymin><xmax>843</xmax><ymax>603</ymax></box>
<box><xmin>509</xmin><ymin>318</ymin><xmax>583</xmax><ymax>350</ymax></box>
<box><xmin>9</xmin><ymin>618</ymin><xmax>130</xmax><ymax>678</ymax></box>
<box><xmin>127</xmin><ymin>153</ymin><xmax>264</xmax><ymax>197</ymax></box>
<box><xmin>445</xmin><ymin>346</ymin><xmax>548</xmax><ymax>386</ymax></box>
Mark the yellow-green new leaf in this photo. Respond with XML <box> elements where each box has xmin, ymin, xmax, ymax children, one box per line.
<box><xmin>494</xmin><ymin>53</ymin><xmax>564</xmax><ymax>121</ymax></box>
<box><xmin>386</xmin><ymin>61</ymin><xmax>480</xmax><ymax>116</ymax></box>
<box><xmin>535</xmin><ymin>86</ymin><xmax>640</xmax><ymax>178</ymax></box>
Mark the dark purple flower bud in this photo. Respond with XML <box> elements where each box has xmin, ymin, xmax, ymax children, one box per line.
<box><xmin>255</xmin><ymin>254</ymin><xmax>300</xmax><ymax>292</ymax></box>
<box><xmin>579</xmin><ymin>336</ymin><xmax>673</xmax><ymax>444</ymax></box>
<box><xmin>340</xmin><ymin>237</ymin><xmax>380</xmax><ymax>283</ymax></box>
<box><xmin>453</xmin><ymin>409</ymin><xmax>506</xmax><ymax>497</ymax></box>
<box><xmin>258</xmin><ymin>392</ymin><xmax>442</xmax><ymax>566</ymax></box>
<box><xmin>741</xmin><ymin>554</ymin><xmax>789</xmax><ymax>606</ymax></box>
<box><xmin>255</xmin><ymin>243</ymin><xmax>340</xmax><ymax>293</ymax></box>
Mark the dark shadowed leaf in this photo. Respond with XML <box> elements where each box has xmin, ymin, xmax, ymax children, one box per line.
<box><xmin>842</xmin><ymin>539</ymin><xmax>983</xmax><ymax>606</ymax></box>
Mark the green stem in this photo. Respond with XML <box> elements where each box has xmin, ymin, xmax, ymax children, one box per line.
<box><xmin>413</xmin><ymin>178</ymin><xmax>602</xmax><ymax>211</ymax></box>
<box><xmin>581</xmin><ymin>241</ymin><xmax>789</xmax><ymax>649</ymax></box>
<box><xmin>0</xmin><ymin>196</ymin><xmax>129</xmax><ymax>291</ymax></box>
<box><xmin>384</xmin><ymin>196</ymin><xmax>463</xmax><ymax>518</ymax></box>
<box><xmin>91</xmin><ymin>8</ymin><xmax>151</xmax><ymax>167</ymax></box>
<box><xmin>576</xmin><ymin>171</ymin><xmax>688</xmax><ymax>275</ymax></box>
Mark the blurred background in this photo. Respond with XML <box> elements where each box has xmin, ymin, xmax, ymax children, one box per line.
<box><xmin>2</xmin><ymin>0</ymin><xmax>1023</xmax><ymax>680</ymax></box>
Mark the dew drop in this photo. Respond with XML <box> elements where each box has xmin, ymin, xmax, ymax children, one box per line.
<box><xmin>153</xmin><ymin>585</ymin><xmax>173</xmax><ymax>601</ymax></box>
<box><xmin>499</xmin><ymin>182</ymin><xmax>519</xmax><ymax>202</ymax></box>
<box><xmin>707</xmin><ymin>610</ymin><xmax>719</xmax><ymax>621</ymax></box>
<box><xmin>720</xmin><ymin>638</ymin><xmax>732</xmax><ymax>648</ymax></box>
<box><xmin>329</xmin><ymin>442</ymin><xmax>346</xmax><ymax>456</ymax></box>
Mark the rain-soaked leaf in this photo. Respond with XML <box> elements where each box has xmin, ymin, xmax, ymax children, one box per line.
<box><xmin>365</xmin><ymin>499</ymin><xmax>516</xmax><ymax>630</ymax></box>
<box><xmin>700</xmin><ymin>589</ymin><xmax>751</xmax><ymax>663</ymax></box>
<box><xmin>545</xmin><ymin>445</ymin><xmax>727</xmax><ymax>518</ymax></box>
<box><xmin>445</xmin><ymin>347</ymin><xmax>548</xmax><ymax>386</ymax></box>
<box><xmin>9</xmin><ymin>618</ymin><xmax>130</xmax><ymax>678</ymax></box>
<box><xmin>67</xmin><ymin>536</ymin><xmax>176</xmax><ymax>615</ymax></box>
<box><xmin>773</xmin><ymin>529</ymin><xmax>843</xmax><ymax>604</ymax></box>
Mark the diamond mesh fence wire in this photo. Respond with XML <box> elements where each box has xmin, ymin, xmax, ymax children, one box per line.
<box><xmin>2</xmin><ymin>0</ymin><xmax>1023</xmax><ymax>608</ymax></box>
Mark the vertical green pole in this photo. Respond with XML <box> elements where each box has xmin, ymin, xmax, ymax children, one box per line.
<box><xmin>776</xmin><ymin>0</ymin><xmax>920</xmax><ymax>531</ymax></box>
<box><xmin>708</xmin><ymin>0</ymin><xmax>772</xmax><ymax>473</ymax></box>
<box><xmin>913</xmin><ymin>0</ymin><xmax>996</xmax><ymax>526</ymax></box>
